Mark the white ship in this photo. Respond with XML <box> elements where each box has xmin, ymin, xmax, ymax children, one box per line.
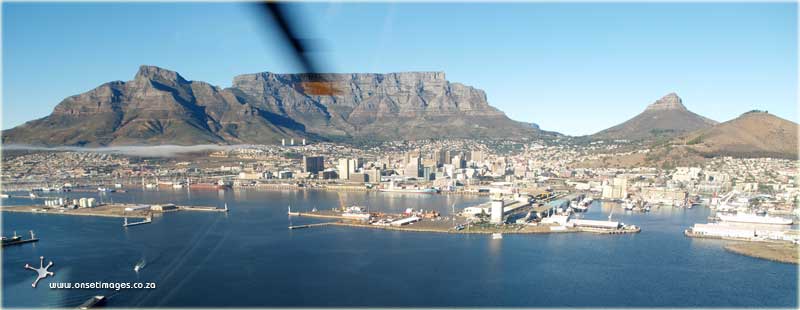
<box><xmin>717</xmin><ymin>213</ymin><xmax>793</xmax><ymax>225</ymax></box>
<box><xmin>379</xmin><ymin>181</ymin><xmax>438</xmax><ymax>194</ymax></box>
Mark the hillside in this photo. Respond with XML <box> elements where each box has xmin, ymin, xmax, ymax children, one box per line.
<box><xmin>677</xmin><ymin>111</ymin><xmax>798</xmax><ymax>159</ymax></box>
<box><xmin>2</xmin><ymin>65</ymin><xmax>548</xmax><ymax>146</ymax></box>
<box><xmin>592</xmin><ymin>93</ymin><xmax>717</xmax><ymax>141</ymax></box>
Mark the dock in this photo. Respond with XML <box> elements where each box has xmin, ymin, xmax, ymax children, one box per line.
<box><xmin>2</xmin><ymin>202</ymin><xmax>226</xmax><ymax>218</ymax></box>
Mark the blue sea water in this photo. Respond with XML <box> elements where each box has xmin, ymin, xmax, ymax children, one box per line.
<box><xmin>1</xmin><ymin>188</ymin><xmax>797</xmax><ymax>308</ymax></box>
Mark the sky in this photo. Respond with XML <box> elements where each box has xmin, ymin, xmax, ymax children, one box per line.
<box><xmin>2</xmin><ymin>2</ymin><xmax>797</xmax><ymax>136</ymax></box>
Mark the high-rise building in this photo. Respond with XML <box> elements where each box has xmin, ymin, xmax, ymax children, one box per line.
<box><xmin>490</xmin><ymin>197</ymin><xmax>504</xmax><ymax>224</ymax></box>
<box><xmin>602</xmin><ymin>177</ymin><xmax>628</xmax><ymax>199</ymax></box>
<box><xmin>452</xmin><ymin>155</ymin><xmax>465</xmax><ymax>169</ymax></box>
<box><xmin>338</xmin><ymin>159</ymin><xmax>351</xmax><ymax>180</ymax></box>
<box><xmin>367</xmin><ymin>168</ymin><xmax>382</xmax><ymax>183</ymax></box>
<box><xmin>471</xmin><ymin>150</ymin><xmax>484</xmax><ymax>163</ymax></box>
<box><xmin>422</xmin><ymin>166</ymin><xmax>434</xmax><ymax>181</ymax></box>
<box><xmin>303</xmin><ymin>156</ymin><xmax>325</xmax><ymax>174</ymax></box>
<box><xmin>348</xmin><ymin>159</ymin><xmax>358</xmax><ymax>174</ymax></box>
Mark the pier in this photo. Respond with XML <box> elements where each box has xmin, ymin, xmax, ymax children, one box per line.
<box><xmin>2</xmin><ymin>202</ymin><xmax>227</xmax><ymax>218</ymax></box>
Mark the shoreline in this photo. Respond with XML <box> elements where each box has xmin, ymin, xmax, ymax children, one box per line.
<box><xmin>292</xmin><ymin>211</ymin><xmax>640</xmax><ymax>235</ymax></box>
<box><xmin>723</xmin><ymin>242</ymin><xmax>799</xmax><ymax>265</ymax></box>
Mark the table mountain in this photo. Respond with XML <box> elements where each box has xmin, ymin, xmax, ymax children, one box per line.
<box><xmin>592</xmin><ymin>93</ymin><xmax>717</xmax><ymax>141</ymax></box>
<box><xmin>3</xmin><ymin>65</ymin><xmax>544</xmax><ymax>146</ymax></box>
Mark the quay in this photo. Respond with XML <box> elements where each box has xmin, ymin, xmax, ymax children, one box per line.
<box><xmin>2</xmin><ymin>202</ymin><xmax>226</xmax><ymax>219</ymax></box>
<box><xmin>288</xmin><ymin>210</ymin><xmax>639</xmax><ymax>235</ymax></box>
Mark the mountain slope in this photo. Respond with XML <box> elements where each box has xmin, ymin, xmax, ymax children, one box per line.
<box><xmin>678</xmin><ymin>111</ymin><xmax>798</xmax><ymax>159</ymax></box>
<box><xmin>3</xmin><ymin>66</ymin><xmax>546</xmax><ymax>146</ymax></box>
<box><xmin>592</xmin><ymin>93</ymin><xmax>717</xmax><ymax>141</ymax></box>
<box><xmin>229</xmin><ymin>71</ymin><xmax>541</xmax><ymax>140</ymax></box>
<box><xmin>3</xmin><ymin>66</ymin><xmax>307</xmax><ymax>146</ymax></box>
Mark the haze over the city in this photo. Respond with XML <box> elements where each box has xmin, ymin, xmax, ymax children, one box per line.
<box><xmin>3</xmin><ymin>2</ymin><xmax>797</xmax><ymax>135</ymax></box>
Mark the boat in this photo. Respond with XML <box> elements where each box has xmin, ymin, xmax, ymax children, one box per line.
<box><xmin>2</xmin><ymin>231</ymin><xmax>38</xmax><ymax>247</ymax></box>
<box><xmin>492</xmin><ymin>233</ymin><xmax>503</xmax><ymax>239</ymax></box>
<box><xmin>1</xmin><ymin>231</ymin><xmax>21</xmax><ymax>245</ymax></box>
<box><xmin>78</xmin><ymin>295</ymin><xmax>106</xmax><ymax>309</ymax></box>
<box><xmin>379</xmin><ymin>181</ymin><xmax>438</xmax><ymax>194</ymax></box>
<box><xmin>570</xmin><ymin>202</ymin><xmax>589</xmax><ymax>212</ymax></box>
<box><xmin>379</xmin><ymin>187</ymin><xmax>438</xmax><ymax>194</ymax></box>
<box><xmin>717</xmin><ymin>213</ymin><xmax>792</xmax><ymax>225</ymax></box>
<box><xmin>123</xmin><ymin>216</ymin><xmax>152</xmax><ymax>227</ymax></box>
<box><xmin>134</xmin><ymin>259</ymin><xmax>146</xmax><ymax>272</ymax></box>
<box><xmin>189</xmin><ymin>179</ymin><xmax>232</xmax><ymax>190</ymax></box>
<box><xmin>623</xmin><ymin>201</ymin><xmax>634</xmax><ymax>211</ymax></box>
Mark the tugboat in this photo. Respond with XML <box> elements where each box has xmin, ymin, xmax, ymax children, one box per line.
<box><xmin>1</xmin><ymin>231</ymin><xmax>21</xmax><ymax>245</ymax></box>
<box><xmin>78</xmin><ymin>295</ymin><xmax>106</xmax><ymax>309</ymax></box>
<box><xmin>134</xmin><ymin>259</ymin><xmax>146</xmax><ymax>272</ymax></box>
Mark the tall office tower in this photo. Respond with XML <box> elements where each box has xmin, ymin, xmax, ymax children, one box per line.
<box><xmin>338</xmin><ymin>158</ymin><xmax>351</xmax><ymax>180</ymax></box>
<box><xmin>303</xmin><ymin>156</ymin><xmax>325</xmax><ymax>174</ymax></box>
<box><xmin>471</xmin><ymin>150</ymin><xmax>484</xmax><ymax>162</ymax></box>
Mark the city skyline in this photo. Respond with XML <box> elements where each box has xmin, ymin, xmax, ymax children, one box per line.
<box><xmin>2</xmin><ymin>2</ymin><xmax>797</xmax><ymax>136</ymax></box>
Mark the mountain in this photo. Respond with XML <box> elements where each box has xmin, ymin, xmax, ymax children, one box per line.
<box><xmin>576</xmin><ymin>110</ymin><xmax>799</xmax><ymax>168</ymax></box>
<box><xmin>592</xmin><ymin>93</ymin><xmax>717</xmax><ymax>141</ymax></box>
<box><xmin>2</xmin><ymin>65</ymin><xmax>545</xmax><ymax>146</ymax></box>
<box><xmin>677</xmin><ymin>111</ymin><xmax>798</xmax><ymax>159</ymax></box>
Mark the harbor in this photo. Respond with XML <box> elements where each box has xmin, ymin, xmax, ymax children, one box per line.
<box><xmin>1</xmin><ymin>186</ymin><xmax>796</xmax><ymax>308</ymax></box>
<box><xmin>287</xmin><ymin>192</ymin><xmax>641</xmax><ymax>235</ymax></box>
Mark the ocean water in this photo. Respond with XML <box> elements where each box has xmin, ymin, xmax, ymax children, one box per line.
<box><xmin>1</xmin><ymin>188</ymin><xmax>797</xmax><ymax>308</ymax></box>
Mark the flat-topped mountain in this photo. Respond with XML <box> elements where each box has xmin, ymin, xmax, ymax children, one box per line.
<box><xmin>678</xmin><ymin>111</ymin><xmax>798</xmax><ymax>159</ymax></box>
<box><xmin>592</xmin><ymin>93</ymin><xmax>718</xmax><ymax>141</ymax></box>
<box><xmin>2</xmin><ymin>65</ymin><xmax>545</xmax><ymax>146</ymax></box>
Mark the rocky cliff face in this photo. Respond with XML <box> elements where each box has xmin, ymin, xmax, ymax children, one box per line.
<box><xmin>2</xmin><ymin>65</ymin><xmax>541</xmax><ymax>146</ymax></box>
<box><xmin>592</xmin><ymin>93</ymin><xmax>718</xmax><ymax>141</ymax></box>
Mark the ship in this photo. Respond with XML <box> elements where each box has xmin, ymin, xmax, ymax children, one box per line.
<box><xmin>379</xmin><ymin>187</ymin><xmax>438</xmax><ymax>194</ymax></box>
<box><xmin>78</xmin><ymin>295</ymin><xmax>106</xmax><ymax>309</ymax></box>
<box><xmin>123</xmin><ymin>216</ymin><xmax>152</xmax><ymax>227</ymax></box>
<box><xmin>570</xmin><ymin>197</ymin><xmax>592</xmax><ymax>212</ymax></box>
<box><xmin>378</xmin><ymin>181</ymin><xmax>438</xmax><ymax>194</ymax></box>
<box><xmin>189</xmin><ymin>179</ymin><xmax>232</xmax><ymax>190</ymax></box>
<box><xmin>1</xmin><ymin>232</ymin><xmax>21</xmax><ymax>245</ymax></box>
<box><xmin>134</xmin><ymin>259</ymin><xmax>146</xmax><ymax>272</ymax></box>
<box><xmin>717</xmin><ymin>213</ymin><xmax>793</xmax><ymax>225</ymax></box>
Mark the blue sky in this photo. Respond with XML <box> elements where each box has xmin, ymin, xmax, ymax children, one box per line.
<box><xmin>2</xmin><ymin>2</ymin><xmax>797</xmax><ymax>135</ymax></box>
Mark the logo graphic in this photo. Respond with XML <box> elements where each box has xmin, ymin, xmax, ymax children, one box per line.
<box><xmin>24</xmin><ymin>256</ymin><xmax>54</xmax><ymax>287</ymax></box>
